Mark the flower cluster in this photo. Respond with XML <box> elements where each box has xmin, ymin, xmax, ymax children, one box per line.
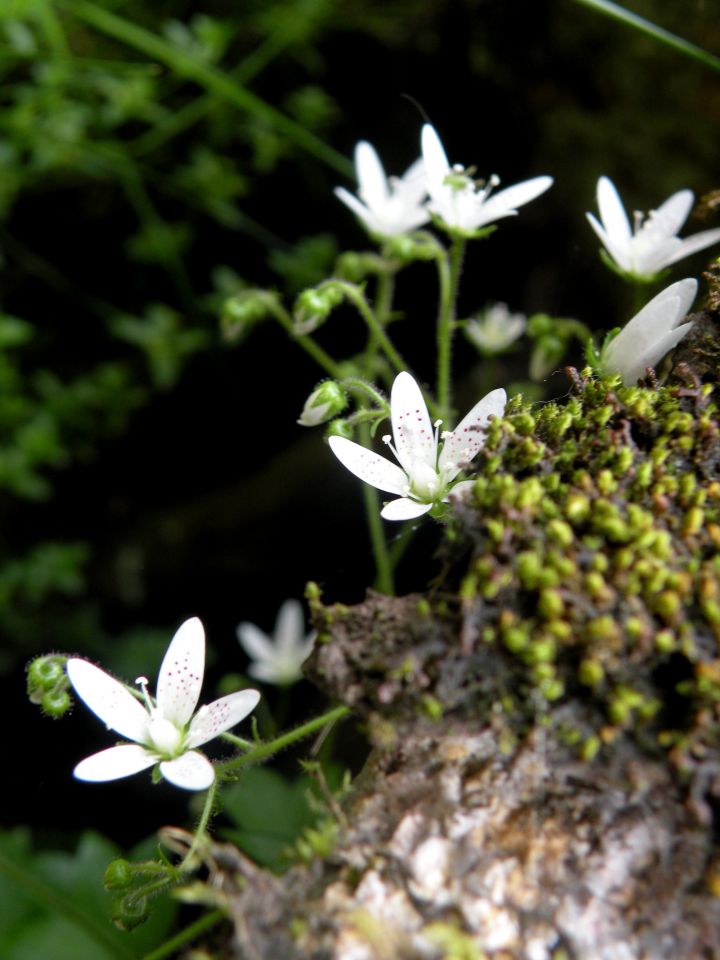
<box><xmin>335</xmin><ymin>124</ymin><xmax>553</xmax><ymax>238</ymax></box>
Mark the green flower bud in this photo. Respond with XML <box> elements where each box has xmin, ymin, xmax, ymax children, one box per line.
<box><xmin>293</xmin><ymin>284</ymin><xmax>345</xmax><ymax>335</ymax></box>
<box><xmin>297</xmin><ymin>381</ymin><xmax>347</xmax><ymax>427</ymax></box>
<box><xmin>220</xmin><ymin>290</ymin><xmax>274</xmax><ymax>342</ymax></box>
<box><xmin>104</xmin><ymin>859</ymin><xmax>134</xmax><ymax>891</ymax></box>
<box><xmin>325</xmin><ymin>418</ymin><xmax>354</xmax><ymax>440</ymax></box>
<box><xmin>41</xmin><ymin>688</ymin><xmax>71</xmax><ymax>718</ymax></box>
<box><xmin>27</xmin><ymin>655</ymin><xmax>66</xmax><ymax>697</ymax></box>
<box><xmin>112</xmin><ymin>895</ymin><xmax>149</xmax><ymax>931</ymax></box>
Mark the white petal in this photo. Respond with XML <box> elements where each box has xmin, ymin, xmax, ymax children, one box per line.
<box><xmin>186</xmin><ymin>689</ymin><xmax>260</xmax><ymax>748</ymax></box>
<box><xmin>237</xmin><ymin>622</ymin><xmax>275</xmax><ymax>662</ymax></box>
<box><xmin>477</xmin><ymin>176</ymin><xmax>553</xmax><ymax>226</ymax></box>
<box><xmin>275</xmin><ymin>599</ymin><xmax>304</xmax><ymax>654</ymax></box>
<box><xmin>355</xmin><ymin>141</ymin><xmax>389</xmax><ymax>209</ymax></box>
<box><xmin>421</xmin><ymin>124</ymin><xmax>450</xmax><ymax>196</ymax></box>
<box><xmin>586</xmin><ymin>212</ymin><xmax>632</xmax><ymax>272</ymax></box>
<box><xmin>156</xmin><ymin>617</ymin><xmax>205</xmax><ymax>727</ymax></box>
<box><xmin>160</xmin><ymin>751</ymin><xmax>215</xmax><ymax>790</ymax></box>
<box><xmin>328</xmin><ymin>436</ymin><xmax>408</xmax><ymax>495</ymax></box>
<box><xmin>334</xmin><ymin>187</ymin><xmax>376</xmax><ymax>232</ymax></box>
<box><xmin>596</xmin><ymin>176</ymin><xmax>631</xmax><ymax>245</ymax></box>
<box><xmin>67</xmin><ymin>659</ymin><xmax>149</xmax><ymax>743</ymax></box>
<box><xmin>439</xmin><ymin>388</ymin><xmax>506</xmax><ymax>474</ymax></box>
<box><xmin>399</xmin><ymin>155</ymin><xmax>429</xmax><ymax>202</ymax></box>
<box><xmin>247</xmin><ymin>660</ymin><xmax>298</xmax><ymax>684</ymax></box>
<box><xmin>73</xmin><ymin>744</ymin><xmax>156</xmax><ymax>782</ymax></box>
<box><xmin>649</xmin><ymin>189</ymin><xmax>693</xmax><ymax>238</ymax></box>
<box><xmin>380</xmin><ymin>498</ymin><xmax>433</xmax><ymax>521</ymax></box>
<box><xmin>615</xmin><ymin>322</ymin><xmax>693</xmax><ymax>384</ymax></box>
<box><xmin>663</xmin><ymin>227</ymin><xmax>720</xmax><ymax>267</ymax></box>
<box><xmin>391</xmin><ymin>371</ymin><xmax>435</xmax><ymax>471</ymax></box>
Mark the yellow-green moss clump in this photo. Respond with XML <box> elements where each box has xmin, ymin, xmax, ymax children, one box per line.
<box><xmin>455</xmin><ymin>367</ymin><xmax>720</xmax><ymax>779</ymax></box>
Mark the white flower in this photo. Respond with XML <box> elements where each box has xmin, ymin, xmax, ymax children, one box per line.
<box><xmin>334</xmin><ymin>140</ymin><xmax>430</xmax><ymax>237</ymax></box>
<box><xmin>586</xmin><ymin>176</ymin><xmax>720</xmax><ymax>281</ymax></box>
<box><xmin>465</xmin><ymin>303</ymin><xmax>527</xmax><ymax>354</ymax></box>
<box><xmin>601</xmin><ymin>278</ymin><xmax>697</xmax><ymax>384</ymax></box>
<box><xmin>237</xmin><ymin>599</ymin><xmax>315</xmax><ymax>686</ymax></box>
<box><xmin>67</xmin><ymin>618</ymin><xmax>260</xmax><ymax>791</ymax></box>
<box><xmin>328</xmin><ymin>371</ymin><xmax>506</xmax><ymax>521</ymax></box>
<box><xmin>421</xmin><ymin>124</ymin><xmax>553</xmax><ymax>234</ymax></box>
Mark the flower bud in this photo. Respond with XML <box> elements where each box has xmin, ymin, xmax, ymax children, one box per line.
<box><xmin>27</xmin><ymin>655</ymin><xmax>66</xmax><ymax>698</ymax></box>
<box><xmin>104</xmin><ymin>859</ymin><xmax>134</xmax><ymax>891</ymax></box>
<box><xmin>293</xmin><ymin>284</ymin><xmax>345</xmax><ymax>335</ymax></box>
<box><xmin>221</xmin><ymin>290</ymin><xmax>274</xmax><ymax>342</ymax></box>
<box><xmin>384</xmin><ymin>232</ymin><xmax>440</xmax><ymax>263</ymax></box>
<box><xmin>112</xmin><ymin>894</ymin><xmax>149</xmax><ymax>931</ymax></box>
<box><xmin>297</xmin><ymin>381</ymin><xmax>347</xmax><ymax>427</ymax></box>
<box><xmin>335</xmin><ymin>251</ymin><xmax>384</xmax><ymax>282</ymax></box>
<box><xmin>41</xmin><ymin>688</ymin><xmax>71</xmax><ymax>718</ymax></box>
<box><xmin>325</xmin><ymin>419</ymin><xmax>354</xmax><ymax>440</ymax></box>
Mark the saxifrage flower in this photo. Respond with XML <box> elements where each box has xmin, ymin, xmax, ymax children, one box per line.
<box><xmin>600</xmin><ymin>278</ymin><xmax>697</xmax><ymax>384</ymax></box>
<box><xmin>335</xmin><ymin>140</ymin><xmax>430</xmax><ymax>237</ymax></box>
<box><xmin>421</xmin><ymin>124</ymin><xmax>552</xmax><ymax>235</ymax></box>
<box><xmin>237</xmin><ymin>599</ymin><xmax>315</xmax><ymax>686</ymax></box>
<box><xmin>328</xmin><ymin>371</ymin><xmax>506</xmax><ymax>520</ymax></box>
<box><xmin>586</xmin><ymin>176</ymin><xmax>720</xmax><ymax>281</ymax></box>
<box><xmin>67</xmin><ymin>617</ymin><xmax>260</xmax><ymax>790</ymax></box>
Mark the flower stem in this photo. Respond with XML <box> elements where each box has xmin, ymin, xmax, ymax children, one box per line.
<box><xmin>338</xmin><ymin>283</ymin><xmax>407</xmax><ymax>375</ymax></box>
<box><xmin>341</xmin><ymin>377</ymin><xmax>390</xmax><ymax>416</ymax></box>
<box><xmin>179</xmin><ymin>780</ymin><xmax>218</xmax><ymax>872</ymax></box>
<box><xmin>267</xmin><ymin>301</ymin><xmax>343</xmax><ymax>378</ymax></box>
<box><xmin>141</xmin><ymin>910</ymin><xmax>226</xmax><ymax>960</ymax></box>
<box><xmin>216</xmin><ymin>704</ymin><xmax>350</xmax><ymax>778</ymax></box>
<box><xmin>436</xmin><ymin>237</ymin><xmax>466</xmax><ymax>422</ymax></box>
<box><xmin>358</xmin><ymin>421</ymin><xmax>394</xmax><ymax>594</ymax></box>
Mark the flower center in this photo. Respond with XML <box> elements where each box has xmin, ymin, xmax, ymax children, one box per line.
<box><xmin>147</xmin><ymin>715</ymin><xmax>184</xmax><ymax>756</ymax></box>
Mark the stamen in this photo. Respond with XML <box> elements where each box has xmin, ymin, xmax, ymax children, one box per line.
<box><xmin>633</xmin><ymin>209</ymin><xmax>645</xmax><ymax>234</ymax></box>
<box><xmin>135</xmin><ymin>676</ymin><xmax>154</xmax><ymax>712</ymax></box>
<box><xmin>382</xmin><ymin>433</ymin><xmax>402</xmax><ymax>464</ymax></box>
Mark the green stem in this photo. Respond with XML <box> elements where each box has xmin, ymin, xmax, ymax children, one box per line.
<box><xmin>436</xmin><ymin>237</ymin><xmax>466</xmax><ymax>422</ymax></box>
<box><xmin>341</xmin><ymin>377</ymin><xmax>390</xmax><ymax>415</ymax></box>
<box><xmin>216</xmin><ymin>704</ymin><xmax>351</xmax><ymax>778</ymax></box>
<box><xmin>0</xmin><ymin>848</ymin><xmax>131</xmax><ymax>959</ymax></box>
<box><xmin>570</xmin><ymin>0</ymin><xmax>720</xmax><ymax>72</ymax></box>
<box><xmin>267</xmin><ymin>302</ymin><xmax>343</xmax><ymax>379</ymax></box>
<box><xmin>357</xmin><ymin>420</ymin><xmax>394</xmax><ymax>594</ymax></box>
<box><xmin>338</xmin><ymin>283</ymin><xmax>406</xmax><ymax>375</ymax></box>
<box><xmin>374</xmin><ymin>270</ymin><xmax>395</xmax><ymax>327</ymax></box>
<box><xmin>142</xmin><ymin>910</ymin><xmax>225</xmax><ymax>960</ymax></box>
<box><xmin>179</xmin><ymin>780</ymin><xmax>218</xmax><ymax>871</ymax></box>
<box><xmin>65</xmin><ymin>1</ymin><xmax>353</xmax><ymax>175</ymax></box>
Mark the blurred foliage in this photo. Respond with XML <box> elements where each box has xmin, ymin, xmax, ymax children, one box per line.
<box><xmin>0</xmin><ymin>828</ymin><xmax>176</xmax><ymax>959</ymax></box>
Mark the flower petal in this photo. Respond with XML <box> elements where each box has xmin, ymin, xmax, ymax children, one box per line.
<box><xmin>67</xmin><ymin>659</ymin><xmax>149</xmax><ymax>743</ymax></box>
<box><xmin>380</xmin><ymin>498</ymin><xmax>433</xmax><ymax>521</ymax></box>
<box><xmin>586</xmin><ymin>212</ymin><xmax>632</xmax><ymax>273</ymax></box>
<box><xmin>186</xmin><ymin>689</ymin><xmax>261</xmax><ymax>748</ymax></box>
<box><xmin>421</xmin><ymin>123</ymin><xmax>451</xmax><ymax>209</ymax></box>
<box><xmin>328</xmin><ymin>436</ymin><xmax>408</xmax><ymax>495</ymax></box>
<box><xmin>334</xmin><ymin>187</ymin><xmax>376</xmax><ymax>232</ymax></box>
<box><xmin>73</xmin><ymin>744</ymin><xmax>156</xmax><ymax>782</ymax></box>
<box><xmin>650</xmin><ymin>189</ymin><xmax>693</xmax><ymax>238</ymax></box>
<box><xmin>275</xmin><ymin>599</ymin><xmax>304</xmax><ymax>654</ymax></box>
<box><xmin>156</xmin><ymin>617</ymin><xmax>205</xmax><ymax>727</ymax></box>
<box><xmin>596</xmin><ymin>176</ymin><xmax>631</xmax><ymax>245</ymax></box>
<box><xmin>477</xmin><ymin>176</ymin><xmax>553</xmax><ymax>226</ymax></box>
<box><xmin>664</xmin><ymin>227</ymin><xmax>720</xmax><ymax>268</ymax></box>
<box><xmin>614</xmin><ymin>322</ymin><xmax>693</xmax><ymax>385</ymax></box>
<box><xmin>439</xmin><ymin>388</ymin><xmax>506</xmax><ymax>474</ymax></box>
<box><xmin>237</xmin><ymin>622</ymin><xmax>275</xmax><ymax>662</ymax></box>
<box><xmin>355</xmin><ymin>141</ymin><xmax>389</xmax><ymax>209</ymax></box>
<box><xmin>160</xmin><ymin>751</ymin><xmax>215</xmax><ymax>790</ymax></box>
<box><xmin>391</xmin><ymin>372</ymin><xmax>436</xmax><ymax>472</ymax></box>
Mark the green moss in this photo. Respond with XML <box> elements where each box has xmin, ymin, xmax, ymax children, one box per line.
<box><xmin>450</xmin><ymin>368</ymin><xmax>720</xmax><ymax>771</ymax></box>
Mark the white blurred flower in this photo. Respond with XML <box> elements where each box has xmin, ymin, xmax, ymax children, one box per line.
<box><xmin>67</xmin><ymin>618</ymin><xmax>260</xmax><ymax>790</ymax></box>
<box><xmin>328</xmin><ymin>371</ymin><xmax>506</xmax><ymax>520</ymax></box>
<box><xmin>601</xmin><ymin>278</ymin><xmax>697</xmax><ymax>384</ymax></box>
<box><xmin>465</xmin><ymin>303</ymin><xmax>527</xmax><ymax>355</ymax></box>
<box><xmin>237</xmin><ymin>600</ymin><xmax>315</xmax><ymax>686</ymax></box>
<box><xmin>587</xmin><ymin>176</ymin><xmax>720</xmax><ymax>281</ymax></box>
<box><xmin>421</xmin><ymin>124</ymin><xmax>553</xmax><ymax>235</ymax></box>
<box><xmin>335</xmin><ymin>140</ymin><xmax>430</xmax><ymax>237</ymax></box>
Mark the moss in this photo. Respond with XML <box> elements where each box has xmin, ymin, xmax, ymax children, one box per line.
<box><xmin>450</xmin><ymin>366</ymin><xmax>720</xmax><ymax>775</ymax></box>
